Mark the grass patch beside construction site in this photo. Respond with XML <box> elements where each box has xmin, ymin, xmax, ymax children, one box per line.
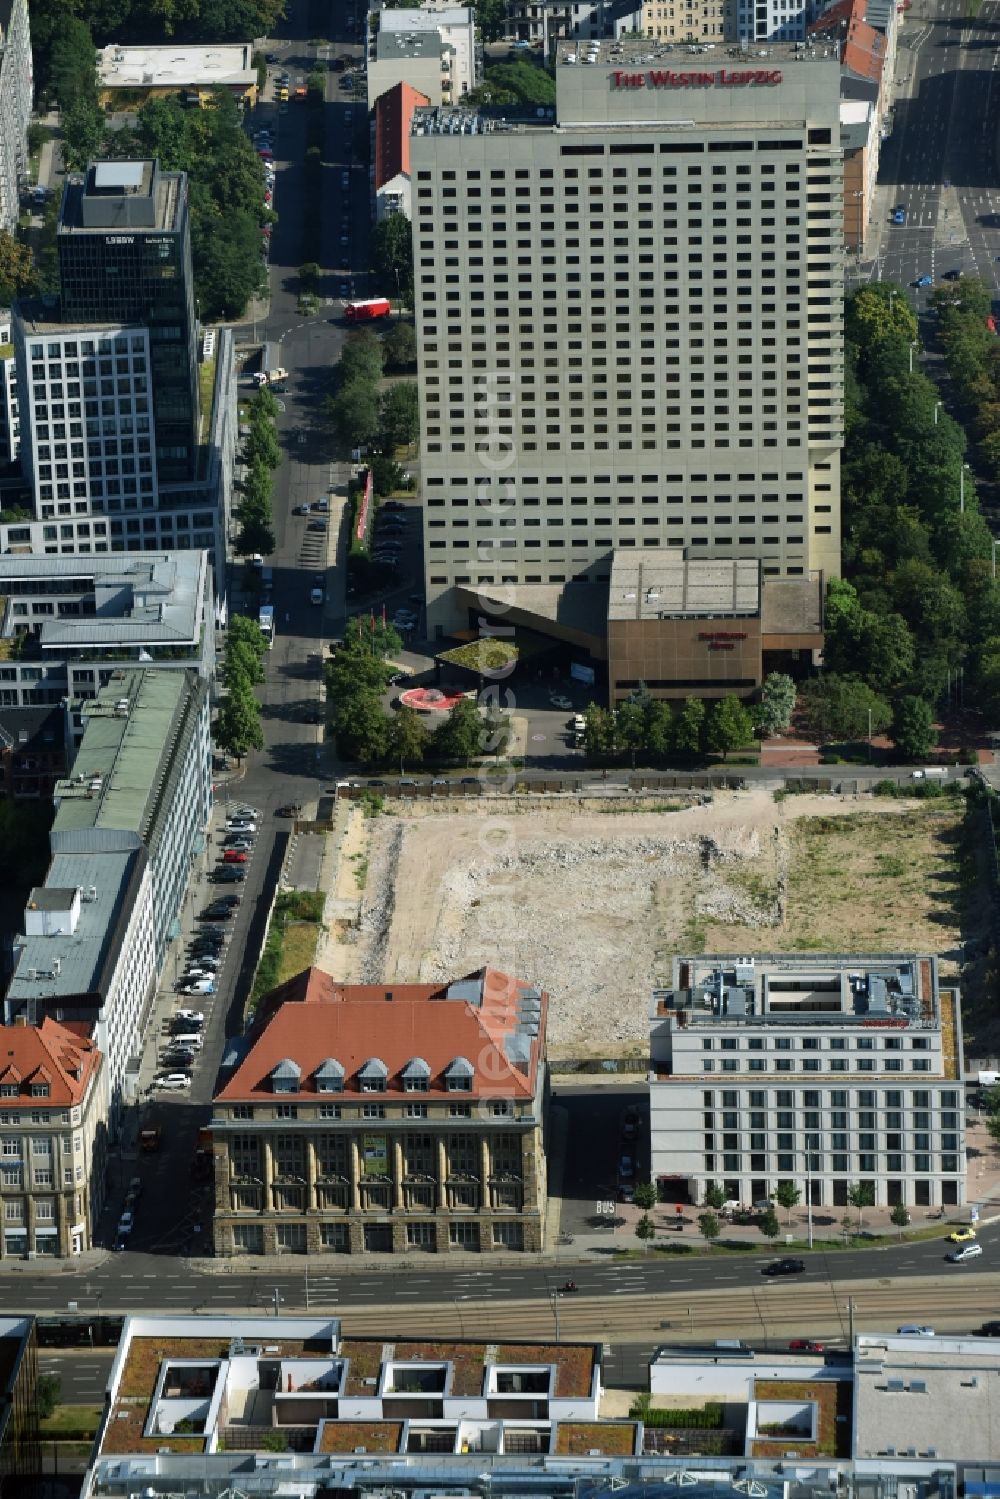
<box><xmin>249</xmin><ymin>889</ymin><xmax>325</xmax><ymax>1012</ymax></box>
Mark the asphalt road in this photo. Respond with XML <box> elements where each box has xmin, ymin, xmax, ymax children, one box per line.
<box><xmin>872</xmin><ymin>0</ymin><xmax>1000</xmax><ymax>298</ymax></box>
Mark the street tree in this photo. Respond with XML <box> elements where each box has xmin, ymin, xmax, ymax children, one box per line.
<box><xmin>339</xmin><ymin>330</ymin><xmax>385</xmax><ymax>385</ymax></box>
<box><xmin>675</xmin><ymin>697</ymin><xmax>705</xmax><ymax>756</ymax></box>
<box><xmin>615</xmin><ymin>700</ymin><xmax>646</xmax><ymax>766</ymax></box>
<box><xmin>798</xmin><ymin>675</ymin><xmax>891</xmax><ymax>745</ymax></box>
<box><xmin>705</xmin><ymin>696</ymin><xmax>753</xmax><ymax>759</ymax></box>
<box><xmin>388</xmin><ymin>705</ymin><xmax>429</xmax><ymax>772</ymax></box>
<box><xmin>702</xmin><ymin>1180</ymin><xmax>726</xmax><ymax>1211</ymax></box>
<box><xmin>243</xmin><ymin>419</ymin><xmax>281</xmax><ymax>471</ymax></box>
<box><xmin>582</xmin><ymin>703</ymin><xmax>615</xmax><ymax>757</ymax></box>
<box><xmin>228</xmin><ymin>615</ymin><xmax>267</xmax><ymax>662</ymax></box>
<box><xmin>334</xmin><ymin>689</ymin><xmax>390</xmax><ymax>764</ymax></box>
<box><xmin>759</xmin><ymin>1208</ymin><xmax>781</xmax><ymax>1241</ymax></box>
<box><xmin>214</xmin><ymin>681</ymin><xmax>263</xmax><ymax>760</ymax></box>
<box><xmin>38</xmin><ymin>1373</ymin><xmax>61</xmax><ymax>1420</ymax></box>
<box><xmin>632</xmin><ymin>1182</ymin><xmax>657</xmax><ymax>1211</ymax></box>
<box><xmin>383</xmin><ymin>320</ymin><xmax>417</xmax><ymax>371</ymax></box>
<box><xmin>0</xmin><ymin>232</ymin><xmax>33</xmax><ymax>303</ymax></box>
<box><xmin>754</xmin><ymin>672</ymin><xmax>796</xmax><ymax>738</ymax></box>
<box><xmin>370</xmin><ymin>214</ymin><xmax>413</xmax><ymax>302</ymax></box>
<box><xmin>635</xmin><ymin>1214</ymin><xmax>656</xmax><ymax>1244</ymax></box>
<box><xmin>891</xmin><ymin>695</ymin><xmax>937</xmax><ymax>761</ymax></box>
<box><xmin>775</xmin><ymin>1181</ymin><xmax>801</xmax><ymax>1225</ymax></box>
<box><xmin>328</xmin><ymin>380</ymin><xmax>382</xmax><ymax>452</ymax></box>
<box><xmin>381</xmin><ymin>382</ymin><xmax>420</xmax><ymax>449</ymax></box>
<box><xmin>698</xmin><ymin>1211</ymin><xmax>721</xmax><ymax>1244</ymax></box>
<box><xmin>225</xmin><ymin>638</ymin><xmax>264</xmax><ymax>687</ymax></box>
<box><xmin>645</xmin><ymin>699</ymin><xmax>675</xmax><ymax>757</ymax></box>
<box><xmin>890</xmin><ymin>1202</ymin><xmax>911</xmax><ymax>1238</ymax></box>
<box><xmin>370</xmin><ymin>455</ymin><xmax>405</xmax><ymax>496</ymax></box>
<box><xmin>846</xmin><ymin>1180</ymin><xmax>875</xmax><ymax>1231</ymax></box>
<box><xmin>235</xmin><ymin>493</ymin><xmax>274</xmax><ymax>558</ymax></box>
<box><xmin>433</xmin><ymin>697</ymin><xmax>484</xmax><ymax>764</ymax></box>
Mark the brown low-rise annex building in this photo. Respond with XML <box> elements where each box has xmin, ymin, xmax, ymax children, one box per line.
<box><xmin>607</xmin><ymin>553</ymin><xmax>824</xmax><ymax>703</ymax></box>
<box><xmin>211</xmin><ymin>967</ymin><xmax>548</xmax><ymax>1257</ymax></box>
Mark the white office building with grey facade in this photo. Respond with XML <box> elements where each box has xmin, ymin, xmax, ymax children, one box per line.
<box><xmin>649</xmin><ymin>953</ymin><xmax>965</xmax><ymax>1211</ymax></box>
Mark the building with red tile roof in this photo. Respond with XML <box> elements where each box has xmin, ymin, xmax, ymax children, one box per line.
<box><xmin>211</xmin><ymin>967</ymin><xmax>549</xmax><ymax>1257</ymax></box>
<box><xmin>374</xmin><ymin>81</ymin><xmax>429</xmax><ymax>221</ymax></box>
<box><xmin>0</xmin><ymin>1017</ymin><xmax>107</xmax><ymax>1258</ymax></box>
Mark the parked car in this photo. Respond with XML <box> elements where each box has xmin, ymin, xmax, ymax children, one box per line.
<box><xmin>181</xmin><ymin>968</ymin><xmax>215</xmax><ymax>982</ymax></box>
<box><xmin>295</xmin><ymin>502</ymin><xmax>313</xmax><ymax>515</ymax></box>
<box><xmin>947</xmin><ymin>1226</ymin><xmax>977</xmax><ymax>1243</ymax></box>
<box><xmin>200</xmin><ymin>907</ymin><xmax>235</xmax><ymax>922</ymax></box>
<box><xmin>788</xmin><ymin>1338</ymin><xmax>825</xmax><ymax>1352</ymax></box>
<box><xmin>277</xmin><ymin>802</ymin><xmax>303</xmax><ymax>817</ymax></box>
<box><xmin>212</xmin><ymin>867</ymin><xmax>246</xmax><ymax>883</ymax></box>
<box><xmin>232</xmin><ymin>805</ymin><xmax>259</xmax><ymax>818</ymax></box>
<box><xmin>223</xmin><ymin>838</ymin><xmax>254</xmax><ymax>852</ymax></box>
<box><xmin>175</xmin><ymin>1009</ymin><xmax>205</xmax><ymax>1025</ymax></box>
<box><xmin>153</xmin><ymin>1073</ymin><xmax>192</xmax><ymax>1090</ymax></box>
<box><xmin>618</xmin><ymin>1153</ymin><xmax>634</xmax><ymax>1180</ymax></box>
<box><xmin>762</xmin><ymin>1258</ymin><xmax>806</xmax><ymax>1277</ymax></box>
<box><xmin>897</xmin><ymin>1325</ymin><xmax>935</xmax><ymax>1336</ymax></box>
<box><xmin>226</xmin><ymin>818</ymin><xmax>257</xmax><ymax>832</ymax></box>
<box><xmin>942</xmin><ymin>268</ymin><xmax>962</xmax><ymax>281</ymax></box>
<box><xmin>223</xmin><ymin>850</ymin><xmax>249</xmax><ymax>864</ymax></box>
<box><xmin>179</xmin><ymin>977</ymin><xmax>215</xmax><ymax>995</ymax></box>
<box><xmin>947</xmin><ymin>1242</ymin><xmax>983</xmax><ymax>1263</ymax></box>
<box><xmin>117</xmin><ymin>1210</ymin><xmax>135</xmax><ymax>1236</ymax></box>
<box><xmin>308</xmin><ymin>518</ymin><xmax>328</xmax><ymax>532</ymax></box>
<box><xmin>316</xmin><ymin>497</ymin><xmax>329</xmax><ymax>512</ymax></box>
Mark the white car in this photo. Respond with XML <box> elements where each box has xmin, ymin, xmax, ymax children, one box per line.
<box><xmin>232</xmin><ymin>805</ymin><xmax>259</xmax><ymax>818</ymax></box>
<box><xmin>181</xmin><ymin>967</ymin><xmax>216</xmax><ymax>981</ymax></box>
<box><xmin>226</xmin><ymin>820</ymin><xmax>257</xmax><ymax>834</ymax></box>
<box><xmin>153</xmin><ymin>1073</ymin><xmax>192</xmax><ymax>1090</ymax></box>
<box><xmin>175</xmin><ymin>1009</ymin><xmax>205</xmax><ymax>1025</ymax></box>
<box><xmin>179</xmin><ymin>978</ymin><xmax>215</xmax><ymax>995</ymax></box>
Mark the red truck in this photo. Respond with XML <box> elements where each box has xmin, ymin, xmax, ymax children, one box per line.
<box><xmin>345</xmin><ymin>298</ymin><xmax>391</xmax><ymax>322</ymax></box>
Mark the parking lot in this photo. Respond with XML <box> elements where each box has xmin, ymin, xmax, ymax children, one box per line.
<box><xmin>97</xmin><ymin>794</ymin><xmax>290</xmax><ymax>1256</ymax></box>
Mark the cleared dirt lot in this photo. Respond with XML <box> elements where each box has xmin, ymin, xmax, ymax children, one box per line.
<box><xmin>324</xmin><ymin>790</ymin><xmax>969</xmax><ymax>1058</ymax></box>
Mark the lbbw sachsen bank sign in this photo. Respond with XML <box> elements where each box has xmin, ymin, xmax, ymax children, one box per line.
<box><xmin>612</xmin><ymin>68</ymin><xmax>782</xmax><ymax>87</ymax></box>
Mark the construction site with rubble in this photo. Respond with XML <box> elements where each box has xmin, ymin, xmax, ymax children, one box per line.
<box><xmin>313</xmin><ymin>787</ymin><xmax>985</xmax><ymax>1060</ymax></box>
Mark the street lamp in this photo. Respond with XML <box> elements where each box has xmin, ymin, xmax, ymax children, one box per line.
<box><xmin>934</xmin><ymin>401</ymin><xmax>942</xmax><ymax>425</ymax></box>
<box><xmin>909</xmin><ymin>341</ymin><xmax>917</xmax><ymax>375</ymax></box>
<box><xmin>960</xmin><ymin>461</ymin><xmax>971</xmax><ymax>514</ymax></box>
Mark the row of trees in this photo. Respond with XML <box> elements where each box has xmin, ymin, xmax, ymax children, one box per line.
<box><xmin>329</xmin><ymin>622</ymin><xmax>507</xmax><ymax>768</ymax></box>
<box><xmin>326</xmin><ymin>328</ymin><xmax>419</xmax><ymax>455</ymax></box>
<box><xmin>579</xmin><ymin>675</ymin><xmax>794</xmax><ymax>763</ymax></box>
<box><xmin>103</xmin><ymin>92</ymin><xmax>270</xmax><ymax>320</ymax></box>
<box><xmin>931</xmin><ymin>278</ymin><xmax>1000</xmax><ymax>484</ymax></box>
<box><xmin>370</xmin><ymin>215</ymin><xmax>414</xmax><ymax>307</ymax></box>
<box><xmin>839</xmin><ymin>283</ymin><xmax>1000</xmax><ymax>727</ymax></box>
<box><xmin>236</xmin><ymin>387</ymin><xmax>280</xmax><ymax>556</ymax></box>
<box><xmin>214</xmin><ymin>616</ymin><xmax>266</xmax><ymax>760</ymax></box>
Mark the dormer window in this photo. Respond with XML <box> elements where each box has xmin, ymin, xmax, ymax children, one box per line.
<box><xmin>358</xmin><ymin>1057</ymin><xmax>388</xmax><ymax>1094</ymax></box>
<box><xmin>401</xmin><ymin>1057</ymin><xmax>431</xmax><ymax>1093</ymax></box>
<box><xmin>270</xmin><ymin>1058</ymin><xmax>301</xmax><ymax>1096</ymax></box>
<box><xmin>313</xmin><ymin>1058</ymin><xmax>344</xmax><ymax>1095</ymax></box>
<box><xmin>445</xmin><ymin>1057</ymin><xmax>475</xmax><ymax>1093</ymax></box>
<box><xmin>30</xmin><ymin>1083</ymin><xmax>49</xmax><ymax>1099</ymax></box>
<box><xmin>0</xmin><ymin>1086</ymin><xmax>17</xmax><ymax>1099</ymax></box>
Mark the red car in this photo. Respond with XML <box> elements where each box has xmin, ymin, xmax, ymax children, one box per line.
<box><xmin>223</xmin><ymin>850</ymin><xmax>248</xmax><ymax>864</ymax></box>
<box><xmin>788</xmin><ymin>1339</ymin><xmax>825</xmax><ymax>1353</ymax></box>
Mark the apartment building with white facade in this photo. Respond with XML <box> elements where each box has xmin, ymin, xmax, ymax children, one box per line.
<box><xmin>0</xmin><ymin>551</ymin><xmax>215</xmax><ymax>711</ymax></box>
<box><xmin>4</xmin><ymin>667</ymin><xmax>211</xmax><ymax>1127</ymax></box>
<box><xmin>0</xmin><ymin>309</ymin><xmax>18</xmax><ymax>466</ymax></box>
<box><xmin>49</xmin><ymin>667</ymin><xmax>212</xmax><ymax>964</ymax></box>
<box><xmin>367</xmin><ymin>6</ymin><xmax>480</xmax><ymax>108</ymax></box>
<box><xmin>410</xmin><ymin>40</ymin><xmax>844</xmax><ymax>643</ymax></box>
<box><xmin>0</xmin><ymin>0</ymin><xmax>32</xmax><ymax>238</ymax></box>
<box><xmin>6</xmin><ymin>856</ymin><xmax>155</xmax><ymax>1132</ymax></box>
<box><xmin>649</xmin><ymin>953</ymin><xmax>965</xmax><ymax>1210</ymax></box>
<box><xmin>508</xmin><ymin>0</ymin><xmax>644</xmax><ymax>45</ymax></box>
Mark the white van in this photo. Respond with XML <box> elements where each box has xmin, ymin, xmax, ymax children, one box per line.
<box><xmin>173</xmin><ymin>1032</ymin><xmax>203</xmax><ymax>1051</ymax></box>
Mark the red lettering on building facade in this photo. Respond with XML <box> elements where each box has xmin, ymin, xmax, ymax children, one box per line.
<box><xmin>611</xmin><ymin>68</ymin><xmax>782</xmax><ymax>88</ymax></box>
